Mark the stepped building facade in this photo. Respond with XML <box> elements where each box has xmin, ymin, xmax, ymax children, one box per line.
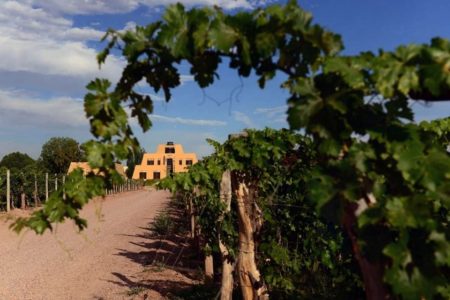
<box><xmin>132</xmin><ymin>142</ymin><xmax>198</xmax><ymax>180</ymax></box>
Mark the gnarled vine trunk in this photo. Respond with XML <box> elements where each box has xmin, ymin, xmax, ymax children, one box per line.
<box><xmin>343</xmin><ymin>201</ymin><xmax>389</xmax><ymax>300</ymax></box>
<box><xmin>233</xmin><ymin>172</ymin><xmax>268</xmax><ymax>300</ymax></box>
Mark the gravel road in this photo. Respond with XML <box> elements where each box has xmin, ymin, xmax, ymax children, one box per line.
<box><xmin>0</xmin><ymin>189</ymin><xmax>170</xmax><ymax>300</ymax></box>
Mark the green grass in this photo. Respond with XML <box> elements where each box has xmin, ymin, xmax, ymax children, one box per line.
<box><xmin>150</xmin><ymin>212</ymin><xmax>173</xmax><ymax>237</ymax></box>
<box><xmin>126</xmin><ymin>286</ymin><xmax>146</xmax><ymax>296</ymax></box>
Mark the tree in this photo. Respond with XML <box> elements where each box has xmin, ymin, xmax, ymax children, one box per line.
<box><xmin>13</xmin><ymin>2</ymin><xmax>450</xmax><ymax>299</ymax></box>
<box><xmin>0</xmin><ymin>152</ymin><xmax>45</xmax><ymax>208</ymax></box>
<box><xmin>0</xmin><ymin>152</ymin><xmax>35</xmax><ymax>170</ymax></box>
<box><xmin>40</xmin><ymin>137</ymin><xmax>83</xmax><ymax>174</ymax></box>
<box><xmin>0</xmin><ymin>152</ymin><xmax>35</xmax><ymax>209</ymax></box>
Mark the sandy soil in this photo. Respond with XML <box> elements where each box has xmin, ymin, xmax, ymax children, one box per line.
<box><xmin>0</xmin><ymin>188</ymin><xmax>193</xmax><ymax>300</ymax></box>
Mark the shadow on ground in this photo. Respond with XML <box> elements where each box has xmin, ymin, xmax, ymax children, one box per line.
<box><xmin>110</xmin><ymin>198</ymin><xmax>203</xmax><ymax>298</ymax></box>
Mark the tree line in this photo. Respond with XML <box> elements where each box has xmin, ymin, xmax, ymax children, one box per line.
<box><xmin>1</xmin><ymin>137</ymin><xmax>146</xmax><ymax>210</ymax></box>
<box><xmin>0</xmin><ymin>137</ymin><xmax>84</xmax><ymax>209</ymax></box>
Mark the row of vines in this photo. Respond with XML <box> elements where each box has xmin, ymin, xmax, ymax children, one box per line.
<box><xmin>0</xmin><ymin>168</ymin><xmax>142</xmax><ymax>211</ymax></box>
<box><xmin>158</xmin><ymin>128</ymin><xmax>364</xmax><ymax>299</ymax></box>
<box><xmin>0</xmin><ymin>167</ymin><xmax>60</xmax><ymax>210</ymax></box>
<box><xmin>158</xmin><ymin>122</ymin><xmax>449</xmax><ymax>299</ymax></box>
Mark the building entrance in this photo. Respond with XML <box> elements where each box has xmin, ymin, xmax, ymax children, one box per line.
<box><xmin>167</xmin><ymin>158</ymin><xmax>174</xmax><ymax>177</ymax></box>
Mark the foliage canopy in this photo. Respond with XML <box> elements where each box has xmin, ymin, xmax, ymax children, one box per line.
<box><xmin>0</xmin><ymin>152</ymin><xmax>35</xmax><ymax>170</ymax></box>
<box><xmin>40</xmin><ymin>137</ymin><xmax>84</xmax><ymax>175</ymax></box>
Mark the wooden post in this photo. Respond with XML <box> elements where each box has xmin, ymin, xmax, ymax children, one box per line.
<box><xmin>62</xmin><ymin>175</ymin><xmax>66</xmax><ymax>200</ymax></box>
<box><xmin>55</xmin><ymin>174</ymin><xmax>58</xmax><ymax>191</ymax></box>
<box><xmin>45</xmin><ymin>173</ymin><xmax>48</xmax><ymax>201</ymax></box>
<box><xmin>219</xmin><ymin>170</ymin><xmax>234</xmax><ymax>299</ymax></box>
<box><xmin>189</xmin><ymin>196</ymin><xmax>195</xmax><ymax>238</ymax></box>
<box><xmin>204</xmin><ymin>248</ymin><xmax>214</xmax><ymax>285</ymax></box>
<box><xmin>21</xmin><ymin>192</ymin><xmax>26</xmax><ymax>209</ymax></box>
<box><xmin>34</xmin><ymin>174</ymin><xmax>38</xmax><ymax>207</ymax></box>
<box><xmin>6</xmin><ymin>169</ymin><xmax>10</xmax><ymax>212</ymax></box>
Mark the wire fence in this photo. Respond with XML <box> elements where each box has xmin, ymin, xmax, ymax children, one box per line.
<box><xmin>0</xmin><ymin>169</ymin><xmax>142</xmax><ymax>212</ymax></box>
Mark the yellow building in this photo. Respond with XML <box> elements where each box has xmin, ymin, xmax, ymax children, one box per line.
<box><xmin>67</xmin><ymin>162</ymin><xmax>126</xmax><ymax>177</ymax></box>
<box><xmin>132</xmin><ymin>142</ymin><xmax>198</xmax><ymax>180</ymax></box>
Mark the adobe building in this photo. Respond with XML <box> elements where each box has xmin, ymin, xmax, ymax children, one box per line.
<box><xmin>132</xmin><ymin>142</ymin><xmax>198</xmax><ymax>180</ymax></box>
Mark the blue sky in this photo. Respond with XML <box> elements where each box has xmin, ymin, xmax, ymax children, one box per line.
<box><xmin>0</xmin><ymin>0</ymin><xmax>449</xmax><ymax>159</ymax></box>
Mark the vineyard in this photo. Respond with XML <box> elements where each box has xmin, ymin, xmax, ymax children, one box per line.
<box><xmin>0</xmin><ymin>169</ymin><xmax>60</xmax><ymax>210</ymax></box>
<box><xmin>10</xmin><ymin>1</ymin><xmax>450</xmax><ymax>299</ymax></box>
<box><xmin>157</xmin><ymin>124</ymin><xmax>449</xmax><ymax>299</ymax></box>
<box><xmin>157</xmin><ymin>128</ymin><xmax>364</xmax><ymax>298</ymax></box>
<box><xmin>0</xmin><ymin>169</ymin><xmax>141</xmax><ymax>212</ymax></box>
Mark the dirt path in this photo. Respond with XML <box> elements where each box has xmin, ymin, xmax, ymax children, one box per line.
<box><xmin>0</xmin><ymin>189</ymin><xmax>177</xmax><ymax>299</ymax></box>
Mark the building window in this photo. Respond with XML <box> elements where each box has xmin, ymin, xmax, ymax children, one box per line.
<box><xmin>153</xmin><ymin>172</ymin><xmax>161</xmax><ymax>180</ymax></box>
<box><xmin>186</xmin><ymin>160</ymin><xmax>193</xmax><ymax>166</ymax></box>
<box><xmin>179</xmin><ymin>160</ymin><xmax>182</xmax><ymax>165</ymax></box>
<box><xmin>147</xmin><ymin>160</ymin><xmax>154</xmax><ymax>165</ymax></box>
<box><xmin>139</xmin><ymin>172</ymin><xmax>147</xmax><ymax>179</ymax></box>
<box><xmin>165</xmin><ymin>147</ymin><xmax>175</xmax><ymax>153</ymax></box>
<box><xmin>157</xmin><ymin>160</ymin><xmax>161</xmax><ymax>165</ymax></box>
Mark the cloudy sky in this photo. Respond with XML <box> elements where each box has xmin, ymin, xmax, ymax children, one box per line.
<box><xmin>1</xmin><ymin>0</ymin><xmax>449</xmax><ymax>159</ymax></box>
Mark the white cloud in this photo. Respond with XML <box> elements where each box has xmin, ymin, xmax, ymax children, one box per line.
<box><xmin>255</xmin><ymin>105</ymin><xmax>287</xmax><ymax>117</ymax></box>
<box><xmin>29</xmin><ymin>0</ymin><xmax>140</xmax><ymax>15</ymax></box>
<box><xmin>0</xmin><ymin>1</ymin><xmax>122</xmax><ymax>83</ymax></box>
<box><xmin>0</xmin><ymin>89</ymin><xmax>87</xmax><ymax>128</ymax></box>
<box><xmin>0</xmin><ymin>1</ymin><xmax>103</xmax><ymax>41</ymax></box>
<box><xmin>63</xmin><ymin>27</ymin><xmax>104</xmax><ymax>41</ymax></box>
<box><xmin>142</xmin><ymin>0</ymin><xmax>253</xmax><ymax>10</ymax></box>
<box><xmin>0</xmin><ymin>0</ymin><xmax>260</xmax><ymax>94</ymax></box>
<box><xmin>27</xmin><ymin>0</ymin><xmax>258</xmax><ymax>16</ymax></box>
<box><xmin>151</xmin><ymin>114</ymin><xmax>226</xmax><ymax>126</ymax></box>
<box><xmin>0</xmin><ymin>36</ymin><xmax>122</xmax><ymax>79</ymax></box>
<box><xmin>254</xmin><ymin>105</ymin><xmax>287</xmax><ymax>123</ymax></box>
<box><xmin>180</xmin><ymin>75</ymin><xmax>195</xmax><ymax>84</ymax></box>
<box><xmin>232</xmin><ymin>111</ymin><xmax>253</xmax><ymax>128</ymax></box>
